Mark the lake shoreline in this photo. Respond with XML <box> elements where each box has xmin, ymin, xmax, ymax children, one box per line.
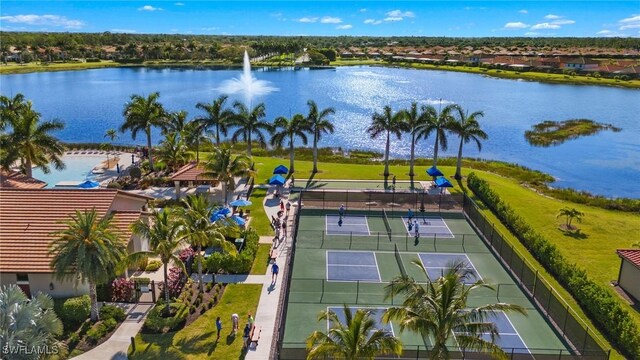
<box><xmin>2</xmin><ymin>60</ymin><xmax>639</xmax><ymax>89</ymax></box>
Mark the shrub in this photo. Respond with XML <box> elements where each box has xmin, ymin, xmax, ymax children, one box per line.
<box><xmin>54</xmin><ymin>296</ymin><xmax>91</xmax><ymax>328</ymax></box>
<box><xmin>467</xmin><ymin>173</ymin><xmax>640</xmax><ymax>359</ymax></box>
<box><xmin>67</xmin><ymin>333</ymin><xmax>80</xmax><ymax>350</ymax></box>
<box><xmin>100</xmin><ymin>305</ymin><xmax>126</xmax><ymax>322</ymax></box>
<box><xmin>133</xmin><ymin>277</ymin><xmax>151</xmax><ymax>286</ymax></box>
<box><xmin>204</xmin><ymin>228</ymin><xmax>259</xmax><ymax>274</ymax></box>
<box><xmin>143</xmin><ymin>303</ymin><xmax>188</xmax><ymax>333</ymax></box>
<box><xmin>103</xmin><ymin>318</ymin><xmax>117</xmax><ymax>332</ymax></box>
<box><xmin>145</xmin><ymin>260</ymin><xmax>162</xmax><ymax>272</ymax></box>
<box><xmin>111</xmin><ymin>278</ymin><xmax>135</xmax><ymax>303</ymax></box>
<box><xmin>86</xmin><ymin>321</ymin><xmax>111</xmax><ymax>345</ymax></box>
<box><xmin>106</xmin><ymin>181</ymin><xmax>123</xmax><ymax>189</ymax></box>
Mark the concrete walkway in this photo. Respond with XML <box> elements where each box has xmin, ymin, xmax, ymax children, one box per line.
<box><xmin>245</xmin><ymin>186</ymin><xmax>295</xmax><ymax>360</ymax></box>
<box><xmin>72</xmin><ymin>303</ymin><xmax>154</xmax><ymax>360</ymax></box>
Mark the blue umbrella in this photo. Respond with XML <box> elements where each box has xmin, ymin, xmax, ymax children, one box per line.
<box><xmin>273</xmin><ymin>165</ymin><xmax>289</xmax><ymax>174</ymax></box>
<box><xmin>216</xmin><ymin>207</ymin><xmax>231</xmax><ymax>215</ymax></box>
<box><xmin>210</xmin><ymin>213</ymin><xmax>227</xmax><ymax>222</ymax></box>
<box><xmin>268</xmin><ymin>174</ymin><xmax>286</xmax><ymax>186</ymax></box>
<box><xmin>426</xmin><ymin>166</ymin><xmax>444</xmax><ymax>177</ymax></box>
<box><xmin>434</xmin><ymin>176</ymin><xmax>454</xmax><ymax>188</ymax></box>
<box><xmin>231</xmin><ymin>215</ymin><xmax>246</xmax><ymax>226</ymax></box>
<box><xmin>78</xmin><ymin>180</ymin><xmax>100</xmax><ymax>189</ymax></box>
<box><xmin>230</xmin><ymin>199</ymin><xmax>253</xmax><ymax>207</ymax></box>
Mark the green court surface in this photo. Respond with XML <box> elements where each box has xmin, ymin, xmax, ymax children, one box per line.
<box><xmin>300</xmin><ymin>179</ymin><xmax>423</xmax><ymax>191</ymax></box>
<box><xmin>281</xmin><ymin>208</ymin><xmax>570</xmax><ymax>356</ymax></box>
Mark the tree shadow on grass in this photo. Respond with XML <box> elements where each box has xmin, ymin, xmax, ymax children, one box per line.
<box><xmin>560</xmin><ymin>228</ymin><xmax>589</xmax><ymax>240</ymax></box>
<box><xmin>173</xmin><ymin>330</ymin><xmax>216</xmax><ymax>355</ymax></box>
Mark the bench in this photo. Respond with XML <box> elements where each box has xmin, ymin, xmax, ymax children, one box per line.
<box><xmin>249</xmin><ymin>325</ymin><xmax>261</xmax><ymax>347</ymax></box>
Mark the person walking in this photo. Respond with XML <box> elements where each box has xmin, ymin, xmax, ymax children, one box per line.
<box><xmin>243</xmin><ymin>322</ymin><xmax>251</xmax><ymax>349</ymax></box>
<box><xmin>407</xmin><ymin>208</ymin><xmax>414</xmax><ymax>222</ymax></box>
<box><xmin>280</xmin><ymin>200</ymin><xmax>285</xmax><ymax>212</ymax></box>
<box><xmin>282</xmin><ymin>221</ymin><xmax>287</xmax><ymax>239</ymax></box>
<box><xmin>247</xmin><ymin>313</ymin><xmax>254</xmax><ymax>328</ymax></box>
<box><xmin>414</xmin><ymin>220</ymin><xmax>420</xmax><ymax>239</ymax></box>
<box><xmin>271</xmin><ymin>260</ymin><xmax>280</xmax><ymax>283</ymax></box>
<box><xmin>286</xmin><ymin>201</ymin><xmax>291</xmax><ymax>215</ymax></box>
<box><xmin>339</xmin><ymin>204</ymin><xmax>345</xmax><ymax>218</ymax></box>
<box><xmin>231</xmin><ymin>313</ymin><xmax>239</xmax><ymax>335</ymax></box>
<box><xmin>216</xmin><ymin>317</ymin><xmax>222</xmax><ymax>341</ymax></box>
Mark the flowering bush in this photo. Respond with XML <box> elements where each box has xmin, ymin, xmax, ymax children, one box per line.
<box><xmin>110</xmin><ymin>278</ymin><xmax>135</xmax><ymax>303</ymax></box>
<box><xmin>159</xmin><ymin>267</ymin><xmax>186</xmax><ymax>300</ymax></box>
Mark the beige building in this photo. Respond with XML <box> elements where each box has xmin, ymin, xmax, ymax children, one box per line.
<box><xmin>616</xmin><ymin>249</ymin><xmax>640</xmax><ymax>302</ymax></box>
<box><xmin>0</xmin><ymin>188</ymin><xmax>151</xmax><ymax>298</ymax></box>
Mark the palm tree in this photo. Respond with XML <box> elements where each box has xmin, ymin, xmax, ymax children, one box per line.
<box><xmin>306</xmin><ymin>305</ymin><xmax>403</xmax><ymax>360</ymax></box>
<box><xmin>196</xmin><ymin>95</ymin><xmax>234</xmax><ymax>146</ymax></box>
<box><xmin>556</xmin><ymin>207</ymin><xmax>585</xmax><ymax>230</ymax></box>
<box><xmin>202</xmin><ymin>145</ymin><xmax>253</xmax><ymax>206</ymax></box>
<box><xmin>383</xmin><ymin>261</ymin><xmax>526</xmax><ymax>359</ymax></box>
<box><xmin>156</xmin><ymin>132</ymin><xmax>192</xmax><ymax>171</ymax></box>
<box><xmin>49</xmin><ymin>209</ymin><xmax>127</xmax><ymax>322</ymax></box>
<box><xmin>229</xmin><ymin>101</ymin><xmax>273</xmax><ymax>156</ymax></box>
<box><xmin>367</xmin><ymin>106</ymin><xmax>408</xmax><ymax>178</ymax></box>
<box><xmin>270</xmin><ymin>114</ymin><xmax>309</xmax><ymax>174</ymax></box>
<box><xmin>402</xmin><ymin>102</ymin><xmax>434</xmax><ymax>185</ymax></box>
<box><xmin>129</xmin><ymin>208</ymin><xmax>186</xmax><ymax>315</ymax></box>
<box><xmin>0</xmin><ymin>101</ymin><xmax>65</xmax><ymax>178</ymax></box>
<box><xmin>163</xmin><ymin>110</ymin><xmax>189</xmax><ymax>135</ymax></box>
<box><xmin>180</xmin><ymin>194</ymin><xmax>238</xmax><ymax>293</ymax></box>
<box><xmin>0</xmin><ymin>93</ymin><xmax>28</xmax><ymax>131</ymax></box>
<box><xmin>305</xmin><ymin>100</ymin><xmax>335</xmax><ymax>173</ymax></box>
<box><xmin>415</xmin><ymin>103</ymin><xmax>456</xmax><ymax>168</ymax></box>
<box><xmin>448</xmin><ymin>105</ymin><xmax>488</xmax><ymax>180</ymax></box>
<box><xmin>183</xmin><ymin>120</ymin><xmax>208</xmax><ymax>162</ymax></box>
<box><xmin>121</xmin><ymin>92</ymin><xmax>167</xmax><ymax>171</ymax></box>
<box><xmin>103</xmin><ymin>128</ymin><xmax>118</xmax><ymax>165</ymax></box>
<box><xmin>0</xmin><ymin>285</ymin><xmax>64</xmax><ymax>358</ymax></box>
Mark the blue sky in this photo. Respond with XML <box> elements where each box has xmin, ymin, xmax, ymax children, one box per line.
<box><xmin>1</xmin><ymin>1</ymin><xmax>639</xmax><ymax>37</ymax></box>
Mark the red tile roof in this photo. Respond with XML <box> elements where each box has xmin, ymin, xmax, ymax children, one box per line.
<box><xmin>0</xmin><ymin>189</ymin><xmax>146</xmax><ymax>273</ymax></box>
<box><xmin>171</xmin><ymin>162</ymin><xmax>216</xmax><ymax>182</ymax></box>
<box><xmin>617</xmin><ymin>249</ymin><xmax>640</xmax><ymax>269</ymax></box>
<box><xmin>0</xmin><ymin>170</ymin><xmax>47</xmax><ymax>189</ymax></box>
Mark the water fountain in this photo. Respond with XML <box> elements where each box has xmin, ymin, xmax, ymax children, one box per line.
<box><xmin>217</xmin><ymin>51</ymin><xmax>278</xmax><ymax>105</ymax></box>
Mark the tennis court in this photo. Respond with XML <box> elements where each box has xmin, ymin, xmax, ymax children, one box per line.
<box><xmin>280</xmin><ymin>207</ymin><xmax>571</xmax><ymax>358</ymax></box>
<box><xmin>453</xmin><ymin>311</ymin><xmax>529</xmax><ymax>354</ymax></box>
<box><xmin>327</xmin><ymin>306</ymin><xmax>394</xmax><ymax>335</ymax></box>
<box><xmin>401</xmin><ymin>216</ymin><xmax>455</xmax><ymax>238</ymax></box>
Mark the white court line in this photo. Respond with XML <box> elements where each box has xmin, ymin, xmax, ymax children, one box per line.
<box><xmin>328</xmin><ymin>264</ymin><xmax>377</xmax><ymax>267</ymax></box>
<box><xmin>372</xmin><ymin>252</ymin><xmax>382</xmax><ymax>282</ymax></box>
<box><xmin>418</xmin><ymin>253</ymin><xmax>484</xmax><ymax>282</ymax></box>
<box><xmin>326</xmin><ymin>306</ymin><xmax>395</xmax><ymax>336</ymax></box>
<box><xmin>401</xmin><ymin>217</ymin><xmax>454</xmax><ymax>238</ymax></box>
<box><xmin>502</xmin><ymin>312</ymin><xmax>532</xmax><ymax>355</ymax></box>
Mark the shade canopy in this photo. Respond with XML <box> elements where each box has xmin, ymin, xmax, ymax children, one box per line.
<box><xmin>215</xmin><ymin>207</ymin><xmax>231</xmax><ymax>216</ymax></box>
<box><xmin>434</xmin><ymin>176</ymin><xmax>454</xmax><ymax>188</ymax></box>
<box><xmin>78</xmin><ymin>180</ymin><xmax>100</xmax><ymax>189</ymax></box>
<box><xmin>273</xmin><ymin>165</ymin><xmax>289</xmax><ymax>174</ymax></box>
<box><xmin>231</xmin><ymin>215</ymin><xmax>246</xmax><ymax>226</ymax></box>
<box><xmin>268</xmin><ymin>174</ymin><xmax>286</xmax><ymax>186</ymax></box>
<box><xmin>210</xmin><ymin>213</ymin><xmax>227</xmax><ymax>222</ymax></box>
<box><xmin>230</xmin><ymin>199</ymin><xmax>252</xmax><ymax>207</ymax></box>
<box><xmin>426</xmin><ymin>166</ymin><xmax>444</xmax><ymax>177</ymax></box>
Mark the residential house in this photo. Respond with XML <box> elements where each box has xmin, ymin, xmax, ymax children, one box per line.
<box><xmin>616</xmin><ymin>249</ymin><xmax>640</xmax><ymax>301</ymax></box>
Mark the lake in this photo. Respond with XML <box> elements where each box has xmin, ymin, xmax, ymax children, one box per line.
<box><xmin>1</xmin><ymin>66</ymin><xmax>638</xmax><ymax>198</ymax></box>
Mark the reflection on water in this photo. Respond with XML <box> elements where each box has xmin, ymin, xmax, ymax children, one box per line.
<box><xmin>2</xmin><ymin>66</ymin><xmax>639</xmax><ymax>197</ymax></box>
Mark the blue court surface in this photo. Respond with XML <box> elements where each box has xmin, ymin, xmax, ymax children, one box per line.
<box><xmin>418</xmin><ymin>253</ymin><xmax>481</xmax><ymax>284</ymax></box>
<box><xmin>327</xmin><ymin>306</ymin><xmax>394</xmax><ymax>335</ymax></box>
<box><xmin>325</xmin><ymin>215</ymin><xmax>371</xmax><ymax>236</ymax></box>
<box><xmin>454</xmin><ymin>311</ymin><xmax>530</xmax><ymax>354</ymax></box>
<box><xmin>326</xmin><ymin>250</ymin><xmax>380</xmax><ymax>282</ymax></box>
<box><xmin>401</xmin><ymin>216</ymin><xmax>454</xmax><ymax>238</ymax></box>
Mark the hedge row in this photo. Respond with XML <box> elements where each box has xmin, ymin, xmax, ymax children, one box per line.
<box><xmin>204</xmin><ymin>228</ymin><xmax>259</xmax><ymax>274</ymax></box>
<box><xmin>53</xmin><ymin>295</ymin><xmax>91</xmax><ymax>329</ymax></box>
<box><xmin>467</xmin><ymin>173</ymin><xmax>640</xmax><ymax>358</ymax></box>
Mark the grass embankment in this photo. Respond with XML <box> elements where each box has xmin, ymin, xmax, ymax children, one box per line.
<box><xmin>246</xmin><ymin>187</ymin><xmax>274</xmax><ymax>236</ymax></box>
<box><xmin>250</xmin><ymin>244</ymin><xmax>272</xmax><ymax>275</ymax></box>
<box><xmin>0</xmin><ymin>61</ymin><xmax>121</xmax><ymax>74</ymax></box>
<box><xmin>130</xmin><ymin>284</ymin><xmax>262</xmax><ymax>360</ymax></box>
<box><xmin>524</xmin><ymin>119</ymin><xmax>622</xmax><ymax>147</ymax></box>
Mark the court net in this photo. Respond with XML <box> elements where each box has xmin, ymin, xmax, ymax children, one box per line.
<box><xmin>394</xmin><ymin>244</ymin><xmax>407</xmax><ymax>277</ymax></box>
<box><xmin>382</xmin><ymin>208</ymin><xmax>392</xmax><ymax>240</ymax></box>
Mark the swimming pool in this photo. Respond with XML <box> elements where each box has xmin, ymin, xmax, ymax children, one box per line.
<box><xmin>32</xmin><ymin>155</ymin><xmax>105</xmax><ymax>188</ymax></box>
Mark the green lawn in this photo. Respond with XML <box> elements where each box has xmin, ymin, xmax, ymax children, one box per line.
<box><xmin>0</xmin><ymin>60</ymin><xmax>121</xmax><ymax>74</ymax></box>
<box><xmin>129</xmin><ymin>284</ymin><xmax>262</xmax><ymax>360</ymax></box>
<box><xmin>250</xmin><ymin>244</ymin><xmax>272</xmax><ymax>275</ymax></box>
<box><xmin>247</xmin><ymin>187</ymin><xmax>274</xmax><ymax>236</ymax></box>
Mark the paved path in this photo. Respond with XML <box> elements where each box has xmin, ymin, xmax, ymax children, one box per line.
<box><xmin>72</xmin><ymin>303</ymin><xmax>154</xmax><ymax>360</ymax></box>
<box><xmin>245</xmin><ymin>187</ymin><xmax>295</xmax><ymax>360</ymax></box>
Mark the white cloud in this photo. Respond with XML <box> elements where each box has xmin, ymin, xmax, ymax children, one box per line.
<box><xmin>201</xmin><ymin>27</ymin><xmax>218</xmax><ymax>31</ymax></box>
<box><xmin>596</xmin><ymin>30</ymin><xmax>613</xmax><ymax>35</ymax></box>
<box><xmin>386</xmin><ymin>10</ymin><xmax>415</xmax><ymax>18</ymax></box>
<box><xmin>504</xmin><ymin>22</ymin><xmax>529</xmax><ymax>29</ymax></box>
<box><xmin>519</xmin><ymin>9</ymin><xmax>528</xmax><ymax>14</ymax></box>
<box><xmin>544</xmin><ymin>14</ymin><xmax>561</xmax><ymax>19</ymax></box>
<box><xmin>364</xmin><ymin>19</ymin><xmax>382</xmax><ymax>25</ymax></box>
<box><xmin>111</xmin><ymin>28</ymin><xmax>137</xmax><ymax>33</ymax></box>
<box><xmin>359</xmin><ymin>8</ymin><xmax>367</xmax><ymax>12</ymax></box>
<box><xmin>296</xmin><ymin>17</ymin><xmax>318</xmax><ymax>23</ymax></box>
<box><xmin>336</xmin><ymin>24</ymin><xmax>352</xmax><ymax>30</ymax></box>
<box><xmin>531</xmin><ymin>22</ymin><xmax>560</xmax><ymax>30</ymax></box>
<box><xmin>619</xmin><ymin>14</ymin><xmax>640</xmax><ymax>30</ymax></box>
<box><xmin>138</xmin><ymin>5</ymin><xmax>162</xmax><ymax>11</ymax></box>
<box><xmin>174</xmin><ymin>2</ymin><xmax>184</xmax><ymax>5</ymax></box>
<box><xmin>552</xmin><ymin>19</ymin><xmax>575</xmax><ymax>25</ymax></box>
<box><xmin>0</xmin><ymin>14</ymin><xmax>84</xmax><ymax>28</ymax></box>
<box><xmin>320</xmin><ymin>16</ymin><xmax>342</xmax><ymax>24</ymax></box>
<box><xmin>524</xmin><ymin>31</ymin><xmax>539</xmax><ymax>36</ymax></box>
<box><xmin>384</xmin><ymin>16</ymin><xmax>403</xmax><ymax>22</ymax></box>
